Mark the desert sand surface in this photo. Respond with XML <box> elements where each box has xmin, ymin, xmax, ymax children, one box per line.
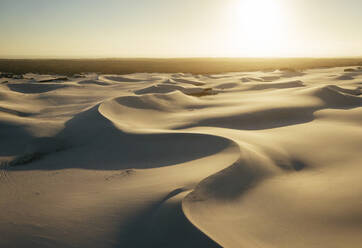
<box><xmin>0</xmin><ymin>66</ymin><xmax>361</xmax><ymax>248</ymax></box>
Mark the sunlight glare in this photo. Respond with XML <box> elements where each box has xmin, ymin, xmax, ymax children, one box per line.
<box><xmin>230</xmin><ymin>0</ymin><xmax>288</xmax><ymax>57</ymax></box>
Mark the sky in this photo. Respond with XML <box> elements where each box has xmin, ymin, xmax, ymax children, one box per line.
<box><xmin>0</xmin><ymin>0</ymin><xmax>361</xmax><ymax>58</ymax></box>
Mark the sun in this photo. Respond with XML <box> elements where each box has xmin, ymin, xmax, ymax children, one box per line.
<box><xmin>229</xmin><ymin>0</ymin><xmax>288</xmax><ymax>57</ymax></box>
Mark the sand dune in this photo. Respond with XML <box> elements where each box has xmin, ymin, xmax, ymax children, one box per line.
<box><xmin>0</xmin><ymin>66</ymin><xmax>361</xmax><ymax>247</ymax></box>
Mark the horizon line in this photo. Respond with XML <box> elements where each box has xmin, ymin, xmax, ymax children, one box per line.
<box><xmin>1</xmin><ymin>56</ymin><xmax>362</xmax><ymax>60</ymax></box>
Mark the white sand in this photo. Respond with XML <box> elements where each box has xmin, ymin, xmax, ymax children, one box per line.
<box><xmin>0</xmin><ymin>66</ymin><xmax>361</xmax><ymax>247</ymax></box>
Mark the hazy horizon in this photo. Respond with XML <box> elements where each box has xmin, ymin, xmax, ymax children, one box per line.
<box><xmin>2</xmin><ymin>55</ymin><xmax>362</xmax><ymax>60</ymax></box>
<box><xmin>1</xmin><ymin>0</ymin><xmax>362</xmax><ymax>58</ymax></box>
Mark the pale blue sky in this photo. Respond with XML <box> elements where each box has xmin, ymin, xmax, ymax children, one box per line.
<box><xmin>0</xmin><ymin>0</ymin><xmax>361</xmax><ymax>58</ymax></box>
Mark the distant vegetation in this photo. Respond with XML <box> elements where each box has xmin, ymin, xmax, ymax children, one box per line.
<box><xmin>1</xmin><ymin>58</ymin><xmax>362</xmax><ymax>76</ymax></box>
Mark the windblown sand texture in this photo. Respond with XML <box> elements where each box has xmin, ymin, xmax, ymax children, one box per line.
<box><xmin>0</xmin><ymin>66</ymin><xmax>361</xmax><ymax>248</ymax></box>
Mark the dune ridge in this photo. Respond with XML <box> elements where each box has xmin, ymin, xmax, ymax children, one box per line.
<box><xmin>0</xmin><ymin>66</ymin><xmax>361</xmax><ymax>247</ymax></box>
